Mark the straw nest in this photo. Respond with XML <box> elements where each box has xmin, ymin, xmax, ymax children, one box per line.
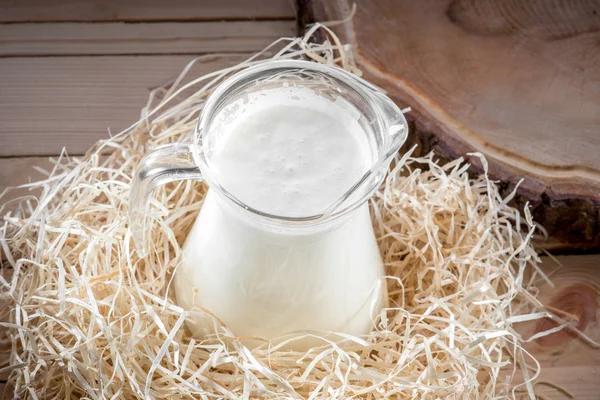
<box><xmin>0</xmin><ymin>25</ymin><xmax>577</xmax><ymax>399</ymax></box>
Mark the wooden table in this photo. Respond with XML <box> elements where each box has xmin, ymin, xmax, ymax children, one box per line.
<box><xmin>0</xmin><ymin>1</ymin><xmax>599</xmax><ymax>399</ymax></box>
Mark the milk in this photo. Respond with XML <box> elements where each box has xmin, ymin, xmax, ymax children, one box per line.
<box><xmin>175</xmin><ymin>86</ymin><xmax>385</xmax><ymax>346</ymax></box>
<box><xmin>207</xmin><ymin>87</ymin><xmax>372</xmax><ymax>217</ymax></box>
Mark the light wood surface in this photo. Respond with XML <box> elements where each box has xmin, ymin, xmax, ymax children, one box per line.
<box><xmin>0</xmin><ymin>157</ymin><xmax>51</xmax><ymax>205</ymax></box>
<box><xmin>0</xmin><ymin>0</ymin><xmax>296</xmax><ymax>22</ymax></box>
<box><xmin>0</xmin><ymin>21</ymin><xmax>296</xmax><ymax>56</ymax></box>
<box><xmin>514</xmin><ymin>255</ymin><xmax>600</xmax><ymax>399</ymax></box>
<box><xmin>0</xmin><ymin>157</ymin><xmax>52</xmax><ymax>188</ymax></box>
<box><xmin>301</xmin><ymin>0</ymin><xmax>600</xmax><ymax>250</ymax></box>
<box><xmin>0</xmin><ymin>16</ymin><xmax>293</xmax><ymax>157</ymax></box>
<box><xmin>0</xmin><ymin>55</ymin><xmax>245</xmax><ymax>156</ymax></box>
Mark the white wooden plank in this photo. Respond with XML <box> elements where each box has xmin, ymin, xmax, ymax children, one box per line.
<box><xmin>0</xmin><ymin>21</ymin><xmax>296</xmax><ymax>56</ymax></box>
<box><xmin>0</xmin><ymin>0</ymin><xmax>296</xmax><ymax>22</ymax></box>
<box><xmin>0</xmin><ymin>54</ymin><xmax>245</xmax><ymax>156</ymax></box>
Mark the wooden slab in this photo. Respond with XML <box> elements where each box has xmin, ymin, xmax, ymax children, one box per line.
<box><xmin>0</xmin><ymin>21</ymin><xmax>296</xmax><ymax>56</ymax></box>
<box><xmin>0</xmin><ymin>0</ymin><xmax>295</xmax><ymax>22</ymax></box>
<box><xmin>300</xmin><ymin>0</ymin><xmax>600</xmax><ymax>250</ymax></box>
<box><xmin>0</xmin><ymin>55</ymin><xmax>245</xmax><ymax>156</ymax></box>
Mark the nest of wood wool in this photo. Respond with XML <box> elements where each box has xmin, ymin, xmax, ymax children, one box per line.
<box><xmin>0</xmin><ymin>24</ymin><xmax>582</xmax><ymax>399</ymax></box>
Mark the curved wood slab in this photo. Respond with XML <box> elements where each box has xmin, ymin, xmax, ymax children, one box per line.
<box><xmin>300</xmin><ymin>0</ymin><xmax>600</xmax><ymax>249</ymax></box>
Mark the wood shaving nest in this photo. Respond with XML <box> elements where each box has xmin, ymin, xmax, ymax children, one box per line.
<box><xmin>0</xmin><ymin>24</ymin><xmax>582</xmax><ymax>399</ymax></box>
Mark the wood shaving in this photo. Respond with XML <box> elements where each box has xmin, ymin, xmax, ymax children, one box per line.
<box><xmin>0</xmin><ymin>24</ymin><xmax>570</xmax><ymax>399</ymax></box>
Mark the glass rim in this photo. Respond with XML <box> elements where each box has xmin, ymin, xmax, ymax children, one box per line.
<box><xmin>192</xmin><ymin>59</ymin><xmax>408</xmax><ymax>226</ymax></box>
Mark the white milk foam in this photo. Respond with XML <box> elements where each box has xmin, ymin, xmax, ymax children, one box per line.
<box><xmin>208</xmin><ymin>86</ymin><xmax>372</xmax><ymax>217</ymax></box>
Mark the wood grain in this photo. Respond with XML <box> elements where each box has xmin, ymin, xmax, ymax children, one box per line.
<box><xmin>510</xmin><ymin>255</ymin><xmax>600</xmax><ymax>399</ymax></box>
<box><xmin>301</xmin><ymin>0</ymin><xmax>600</xmax><ymax>249</ymax></box>
<box><xmin>519</xmin><ymin>255</ymin><xmax>600</xmax><ymax>367</ymax></box>
<box><xmin>0</xmin><ymin>0</ymin><xmax>296</xmax><ymax>22</ymax></box>
<box><xmin>512</xmin><ymin>366</ymin><xmax>600</xmax><ymax>399</ymax></box>
<box><xmin>0</xmin><ymin>157</ymin><xmax>52</xmax><ymax>189</ymax></box>
<box><xmin>0</xmin><ymin>55</ymin><xmax>245</xmax><ymax>156</ymax></box>
<box><xmin>0</xmin><ymin>21</ymin><xmax>296</xmax><ymax>56</ymax></box>
<box><xmin>0</xmin><ymin>157</ymin><xmax>50</xmax><ymax>207</ymax></box>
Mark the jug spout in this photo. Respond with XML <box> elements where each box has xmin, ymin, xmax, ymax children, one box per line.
<box><xmin>371</xmin><ymin>89</ymin><xmax>409</xmax><ymax>152</ymax></box>
<box><xmin>321</xmin><ymin>87</ymin><xmax>408</xmax><ymax>220</ymax></box>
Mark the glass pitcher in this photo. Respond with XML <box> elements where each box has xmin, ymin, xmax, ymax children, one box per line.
<box><xmin>129</xmin><ymin>60</ymin><xmax>408</xmax><ymax>347</ymax></box>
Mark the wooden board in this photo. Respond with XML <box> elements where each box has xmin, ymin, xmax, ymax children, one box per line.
<box><xmin>0</xmin><ymin>55</ymin><xmax>246</xmax><ymax>156</ymax></box>
<box><xmin>0</xmin><ymin>21</ymin><xmax>296</xmax><ymax>56</ymax></box>
<box><xmin>516</xmin><ymin>255</ymin><xmax>600</xmax><ymax>399</ymax></box>
<box><xmin>0</xmin><ymin>157</ymin><xmax>52</xmax><ymax>189</ymax></box>
<box><xmin>0</xmin><ymin>0</ymin><xmax>295</xmax><ymax>22</ymax></box>
<box><xmin>0</xmin><ymin>157</ymin><xmax>51</xmax><ymax>206</ymax></box>
<box><xmin>0</xmin><ymin>16</ymin><xmax>294</xmax><ymax>157</ymax></box>
<box><xmin>300</xmin><ymin>0</ymin><xmax>600</xmax><ymax>250</ymax></box>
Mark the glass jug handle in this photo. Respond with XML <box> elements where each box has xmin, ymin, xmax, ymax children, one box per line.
<box><xmin>129</xmin><ymin>142</ymin><xmax>203</xmax><ymax>257</ymax></box>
